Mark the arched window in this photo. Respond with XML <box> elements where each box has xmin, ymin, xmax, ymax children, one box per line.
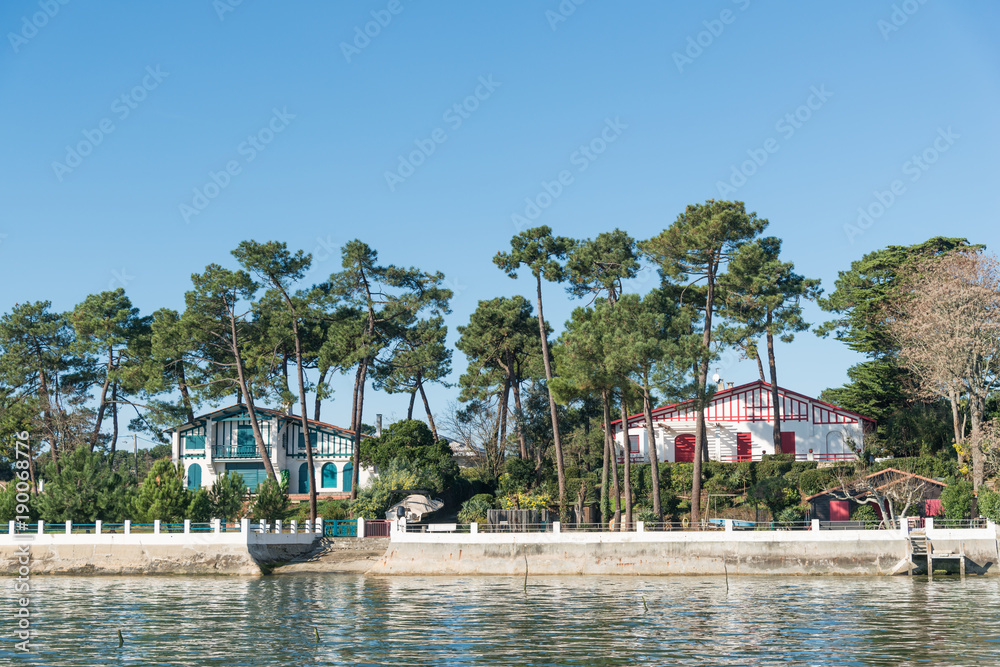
<box><xmin>321</xmin><ymin>463</ymin><xmax>338</xmax><ymax>489</ymax></box>
<box><xmin>187</xmin><ymin>463</ymin><xmax>202</xmax><ymax>490</ymax></box>
<box><xmin>342</xmin><ymin>462</ymin><xmax>353</xmax><ymax>493</ymax></box>
<box><xmin>298</xmin><ymin>462</ymin><xmax>310</xmax><ymax>494</ymax></box>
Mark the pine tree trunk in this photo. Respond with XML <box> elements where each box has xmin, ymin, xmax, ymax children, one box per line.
<box><xmin>109</xmin><ymin>382</ymin><xmax>119</xmax><ymax>460</ymax></box>
<box><xmin>230</xmin><ymin>316</ymin><xmax>277</xmax><ymax>480</ymax></box>
<box><xmin>534</xmin><ymin>275</ymin><xmax>566</xmax><ymax>513</ymax></box>
<box><xmin>350</xmin><ymin>358</ymin><xmax>368</xmax><ymax>500</ymax></box>
<box><xmin>643</xmin><ymin>382</ymin><xmax>661</xmax><ymax>521</ymax></box>
<box><xmin>512</xmin><ymin>380</ymin><xmax>528</xmax><ymax>459</ymax></box>
<box><xmin>620</xmin><ymin>394</ymin><xmax>633</xmax><ymax>527</ymax></box>
<box><xmin>417</xmin><ymin>378</ymin><xmax>439</xmax><ymax>441</ymax></box>
<box><xmin>498</xmin><ymin>375</ymin><xmax>511</xmax><ymax>458</ymax></box>
<box><xmin>291</xmin><ymin>316</ymin><xmax>318</xmax><ymax>522</ymax></box>
<box><xmin>766</xmin><ymin>312</ymin><xmax>782</xmax><ymax>455</ymax></box>
<box><xmin>691</xmin><ymin>267</ymin><xmax>716</xmax><ymax>527</ymax></box>
<box><xmin>314</xmin><ymin>368</ymin><xmax>328</xmax><ymax>423</ymax></box>
<box><xmin>90</xmin><ymin>350</ymin><xmax>112</xmax><ymax>451</ymax></box>
<box><xmin>606</xmin><ymin>390</ymin><xmax>621</xmax><ymax>530</ymax></box>
<box><xmin>408</xmin><ymin>388</ymin><xmax>417</xmax><ymax>420</ymax></box>
<box><xmin>178</xmin><ymin>363</ymin><xmax>195</xmax><ymax>423</ymax></box>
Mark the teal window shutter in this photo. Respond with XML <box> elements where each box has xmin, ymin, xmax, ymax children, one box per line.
<box><xmin>184</xmin><ymin>435</ymin><xmax>205</xmax><ymax>450</ymax></box>
<box><xmin>237</xmin><ymin>425</ymin><xmax>255</xmax><ymax>455</ymax></box>
<box><xmin>321</xmin><ymin>463</ymin><xmax>338</xmax><ymax>489</ymax></box>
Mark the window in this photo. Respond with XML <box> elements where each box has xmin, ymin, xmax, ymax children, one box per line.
<box><xmin>184</xmin><ymin>434</ymin><xmax>205</xmax><ymax>451</ymax></box>
<box><xmin>236</xmin><ymin>424</ymin><xmax>255</xmax><ymax>455</ymax></box>
<box><xmin>186</xmin><ymin>464</ymin><xmax>202</xmax><ymax>490</ymax></box>
<box><xmin>628</xmin><ymin>435</ymin><xmax>639</xmax><ymax>454</ymax></box>
<box><xmin>298</xmin><ymin>429</ymin><xmax>319</xmax><ymax>449</ymax></box>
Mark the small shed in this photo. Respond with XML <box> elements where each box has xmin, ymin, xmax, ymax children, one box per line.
<box><xmin>806</xmin><ymin>468</ymin><xmax>946</xmax><ymax>522</ymax></box>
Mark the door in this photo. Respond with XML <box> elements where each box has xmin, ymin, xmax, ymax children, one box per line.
<box><xmin>924</xmin><ymin>499</ymin><xmax>942</xmax><ymax>517</ymax></box>
<box><xmin>298</xmin><ymin>462</ymin><xmax>310</xmax><ymax>494</ymax></box>
<box><xmin>737</xmin><ymin>433</ymin><xmax>752</xmax><ymax>461</ymax></box>
<box><xmin>829</xmin><ymin>500</ymin><xmax>850</xmax><ymax>521</ymax></box>
<box><xmin>186</xmin><ymin>463</ymin><xmax>202</xmax><ymax>490</ymax></box>
<box><xmin>321</xmin><ymin>463</ymin><xmax>338</xmax><ymax>489</ymax></box>
<box><xmin>674</xmin><ymin>434</ymin><xmax>695</xmax><ymax>463</ymax></box>
<box><xmin>236</xmin><ymin>424</ymin><xmax>256</xmax><ymax>456</ymax></box>
<box><xmin>780</xmin><ymin>432</ymin><xmax>796</xmax><ymax>455</ymax></box>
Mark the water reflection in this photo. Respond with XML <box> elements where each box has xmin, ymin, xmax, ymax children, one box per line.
<box><xmin>2</xmin><ymin>575</ymin><xmax>997</xmax><ymax>666</ymax></box>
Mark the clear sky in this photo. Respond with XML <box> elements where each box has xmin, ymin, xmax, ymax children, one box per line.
<box><xmin>2</xmin><ymin>1</ymin><xmax>998</xmax><ymax>444</ymax></box>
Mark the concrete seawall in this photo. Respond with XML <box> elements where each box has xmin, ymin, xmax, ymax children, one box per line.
<box><xmin>1</xmin><ymin>531</ymin><xmax>318</xmax><ymax>576</ymax></box>
<box><xmin>370</xmin><ymin>525</ymin><xmax>1000</xmax><ymax>577</ymax></box>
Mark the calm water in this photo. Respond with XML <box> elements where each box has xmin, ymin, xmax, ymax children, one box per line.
<box><xmin>2</xmin><ymin>574</ymin><xmax>997</xmax><ymax>666</ymax></box>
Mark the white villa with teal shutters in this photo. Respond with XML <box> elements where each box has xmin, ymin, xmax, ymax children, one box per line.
<box><xmin>167</xmin><ymin>405</ymin><xmax>371</xmax><ymax>495</ymax></box>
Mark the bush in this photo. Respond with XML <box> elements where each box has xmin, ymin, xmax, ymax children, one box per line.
<box><xmin>498</xmin><ymin>492</ymin><xmax>552</xmax><ymax>510</ymax></box>
<box><xmin>208</xmin><ymin>471</ymin><xmax>246</xmax><ymax>521</ymax></box>
<box><xmin>851</xmin><ymin>504</ymin><xmax>879</xmax><ymax>528</ymax></box>
<box><xmin>187</xmin><ymin>489</ymin><xmax>212</xmax><ymax>522</ymax></box>
<box><xmin>131</xmin><ymin>459</ymin><xmax>189</xmax><ymax>523</ymax></box>
<box><xmin>458</xmin><ymin>494</ymin><xmax>495</xmax><ymax>523</ymax></box>
<box><xmin>37</xmin><ymin>446</ymin><xmax>133</xmax><ymax>523</ymax></box>
<box><xmin>941</xmin><ymin>478</ymin><xmax>974</xmax><ymax>521</ymax></box>
<box><xmin>503</xmin><ymin>458</ymin><xmax>536</xmax><ymax>493</ymax></box>
<box><xmin>671</xmin><ymin>463</ymin><xmax>693</xmax><ymax>493</ymax></box>
<box><xmin>633</xmin><ymin>505</ymin><xmax>659</xmax><ymax>523</ymax></box>
<box><xmin>798</xmin><ymin>469</ymin><xmax>835</xmax><ymax>497</ymax></box>
<box><xmin>978</xmin><ymin>491</ymin><xmax>1000</xmax><ymax>522</ymax></box>
<box><xmin>776</xmin><ymin>505</ymin><xmax>806</xmax><ymax>525</ymax></box>
<box><xmin>250</xmin><ymin>476</ymin><xmax>290</xmax><ymax>521</ymax></box>
<box><xmin>0</xmin><ymin>480</ymin><xmax>37</xmax><ymax>523</ymax></box>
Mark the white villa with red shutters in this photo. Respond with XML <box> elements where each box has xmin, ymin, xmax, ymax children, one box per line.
<box><xmin>166</xmin><ymin>404</ymin><xmax>372</xmax><ymax>496</ymax></box>
<box><xmin>610</xmin><ymin>380</ymin><xmax>875</xmax><ymax>464</ymax></box>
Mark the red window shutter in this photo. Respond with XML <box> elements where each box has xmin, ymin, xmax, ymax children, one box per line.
<box><xmin>830</xmin><ymin>500</ymin><xmax>850</xmax><ymax>521</ymax></box>
<box><xmin>924</xmin><ymin>499</ymin><xmax>942</xmax><ymax>517</ymax></box>
<box><xmin>780</xmin><ymin>432</ymin><xmax>796</xmax><ymax>455</ymax></box>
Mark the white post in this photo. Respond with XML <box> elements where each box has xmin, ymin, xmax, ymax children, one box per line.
<box><xmin>154</xmin><ymin>520</ymin><xmax>161</xmax><ymax>534</ymax></box>
<box><xmin>811</xmin><ymin>519</ymin><xmax>820</xmax><ymax>531</ymax></box>
<box><xmin>925</xmin><ymin>517</ymin><xmax>934</xmax><ymax>531</ymax></box>
<box><xmin>290</xmin><ymin>519</ymin><xmax>297</xmax><ymax>534</ymax></box>
<box><xmin>724</xmin><ymin>519</ymin><xmax>733</xmax><ymax>532</ymax></box>
<box><xmin>95</xmin><ymin>520</ymin><xmax>102</xmax><ymax>535</ymax></box>
<box><xmin>240</xmin><ymin>517</ymin><xmax>250</xmax><ymax>534</ymax></box>
<box><xmin>470</xmin><ymin>522</ymin><xmax>478</xmax><ymax>534</ymax></box>
<box><xmin>258</xmin><ymin>520</ymin><xmax>266</xmax><ymax>534</ymax></box>
<box><xmin>275</xmin><ymin>519</ymin><xmax>283</xmax><ymax>534</ymax></box>
<box><xmin>357</xmin><ymin>517</ymin><xmax>365</xmax><ymax>538</ymax></box>
<box><xmin>213</xmin><ymin>518</ymin><xmax>221</xmax><ymax>534</ymax></box>
<box><xmin>399</xmin><ymin>517</ymin><xmax>407</xmax><ymax>535</ymax></box>
<box><xmin>553</xmin><ymin>521</ymin><xmax>561</xmax><ymax>534</ymax></box>
<box><xmin>8</xmin><ymin>520</ymin><xmax>14</xmax><ymax>535</ymax></box>
<box><xmin>37</xmin><ymin>520</ymin><xmax>44</xmax><ymax>535</ymax></box>
<box><xmin>636</xmin><ymin>521</ymin><xmax>644</xmax><ymax>533</ymax></box>
<box><xmin>316</xmin><ymin>517</ymin><xmax>324</xmax><ymax>535</ymax></box>
<box><xmin>184</xmin><ymin>519</ymin><xmax>191</xmax><ymax>534</ymax></box>
<box><xmin>124</xmin><ymin>520</ymin><xmax>131</xmax><ymax>535</ymax></box>
<box><xmin>65</xmin><ymin>520</ymin><xmax>72</xmax><ymax>535</ymax></box>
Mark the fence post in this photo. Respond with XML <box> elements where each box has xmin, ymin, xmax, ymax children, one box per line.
<box><xmin>316</xmin><ymin>518</ymin><xmax>324</xmax><ymax>535</ymax></box>
<box><xmin>470</xmin><ymin>522</ymin><xmax>478</xmax><ymax>534</ymax></box>
<box><xmin>724</xmin><ymin>519</ymin><xmax>733</xmax><ymax>532</ymax></box>
<box><xmin>124</xmin><ymin>520</ymin><xmax>131</xmax><ymax>535</ymax></box>
<box><xmin>925</xmin><ymin>517</ymin><xmax>934</xmax><ymax>531</ymax></box>
<box><xmin>258</xmin><ymin>520</ymin><xmax>266</xmax><ymax>534</ymax></box>
<box><xmin>357</xmin><ymin>517</ymin><xmax>365</xmax><ymax>538</ymax></box>
<box><xmin>553</xmin><ymin>521</ymin><xmax>561</xmax><ymax>534</ymax></box>
<box><xmin>95</xmin><ymin>520</ymin><xmax>102</xmax><ymax>535</ymax></box>
<box><xmin>636</xmin><ymin>521</ymin><xmax>644</xmax><ymax>533</ymax></box>
<box><xmin>811</xmin><ymin>519</ymin><xmax>820</xmax><ymax>531</ymax></box>
<box><xmin>8</xmin><ymin>520</ymin><xmax>14</xmax><ymax>535</ymax></box>
<box><xmin>154</xmin><ymin>520</ymin><xmax>161</xmax><ymax>534</ymax></box>
<box><xmin>184</xmin><ymin>519</ymin><xmax>191</xmax><ymax>534</ymax></box>
<box><xmin>275</xmin><ymin>519</ymin><xmax>283</xmax><ymax>534</ymax></box>
<box><xmin>65</xmin><ymin>520</ymin><xmax>72</xmax><ymax>535</ymax></box>
<box><xmin>240</xmin><ymin>518</ymin><xmax>249</xmax><ymax>534</ymax></box>
<box><xmin>37</xmin><ymin>520</ymin><xmax>44</xmax><ymax>535</ymax></box>
<box><xmin>213</xmin><ymin>518</ymin><xmax>221</xmax><ymax>534</ymax></box>
<box><xmin>290</xmin><ymin>519</ymin><xmax>297</xmax><ymax>535</ymax></box>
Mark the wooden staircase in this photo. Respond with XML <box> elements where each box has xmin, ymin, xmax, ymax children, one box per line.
<box><xmin>908</xmin><ymin>530</ymin><xmax>928</xmax><ymax>575</ymax></box>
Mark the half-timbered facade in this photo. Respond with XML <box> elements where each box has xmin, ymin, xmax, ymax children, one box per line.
<box><xmin>609</xmin><ymin>380</ymin><xmax>874</xmax><ymax>464</ymax></box>
<box><xmin>166</xmin><ymin>405</ymin><xmax>371</xmax><ymax>495</ymax></box>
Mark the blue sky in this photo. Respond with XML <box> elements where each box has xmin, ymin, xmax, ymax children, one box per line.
<box><xmin>2</xmin><ymin>1</ymin><xmax>999</xmax><ymax>444</ymax></box>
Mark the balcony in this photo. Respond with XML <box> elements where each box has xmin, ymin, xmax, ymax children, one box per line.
<box><xmin>212</xmin><ymin>443</ymin><xmax>271</xmax><ymax>459</ymax></box>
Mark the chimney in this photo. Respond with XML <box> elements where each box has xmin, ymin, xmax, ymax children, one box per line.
<box><xmin>727</xmin><ymin>382</ymin><xmax>734</xmax><ymax>390</ymax></box>
<box><xmin>376</xmin><ymin>414</ymin><xmax>382</xmax><ymax>437</ymax></box>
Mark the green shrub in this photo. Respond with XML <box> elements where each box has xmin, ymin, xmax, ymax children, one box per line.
<box><xmin>351</xmin><ymin>458</ymin><xmax>442</xmax><ymax>520</ymax></box>
<box><xmin>458</xmin><ymin>494</ymin><xmax>495</xmax><ymax>523</ymax></box>
<box><xmin>208</xmin><ymin>471</ymin><xmax>246</xmax><ymax>521</ymax></box>
<box><xmin>0</xmin><ymin>480</ymin><xmax>37</xmax><ymax>523</ymax></box>
<box><xmin>130</xmin><ymin>459</ymin><xmax>189</xmax><ymax>523</ymax></box>
<box><xmin>798</xmin><ymin>469</ymin><xmax>835</xmax><ymax>497</ymax></box>
<box><xmin>37</xmin><ymin>446</ymin><xmax>133</xmax><ymax>523</ymax></box>
<box><xmin>671</xmin><ymin>463</ymin><xmax>693</xmax><ymax>493</ymax></box>
<box><xmin>978</xmin><ymin>490</ymin><xmax>1000</xmax><ymax>523</ymax></box>
<box><xmin>633</xmin><ymin>505</ymin><xmax>658</xmax><ymax>523</ymax></box>
<box><xmin>776</xmin><ymin>505</ymin><xmax>806</xmax><ymax>525</ymax></box>
<box><xmin>504</xmin><ymin>457</ymin><xmax>536</xmax><ymax>492</ymax></box>
<box><xmin>187</xmin><ymin>489</ymin><xmax>212</xmax><ymax>522</ymax></box>
<box><xmin>250</xmin><ymin>477</ymin><xmax>290</xmax><ymax>521</ymax></box>
<box><xmin>941</xmin><ymin>478</ymin><xmax>974</xmax><ymax>521</ymax></box>
<box><xmin>851</xmin><ymin>504</ymin><xmax>879</xmax><ymax>528</ymax></box>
